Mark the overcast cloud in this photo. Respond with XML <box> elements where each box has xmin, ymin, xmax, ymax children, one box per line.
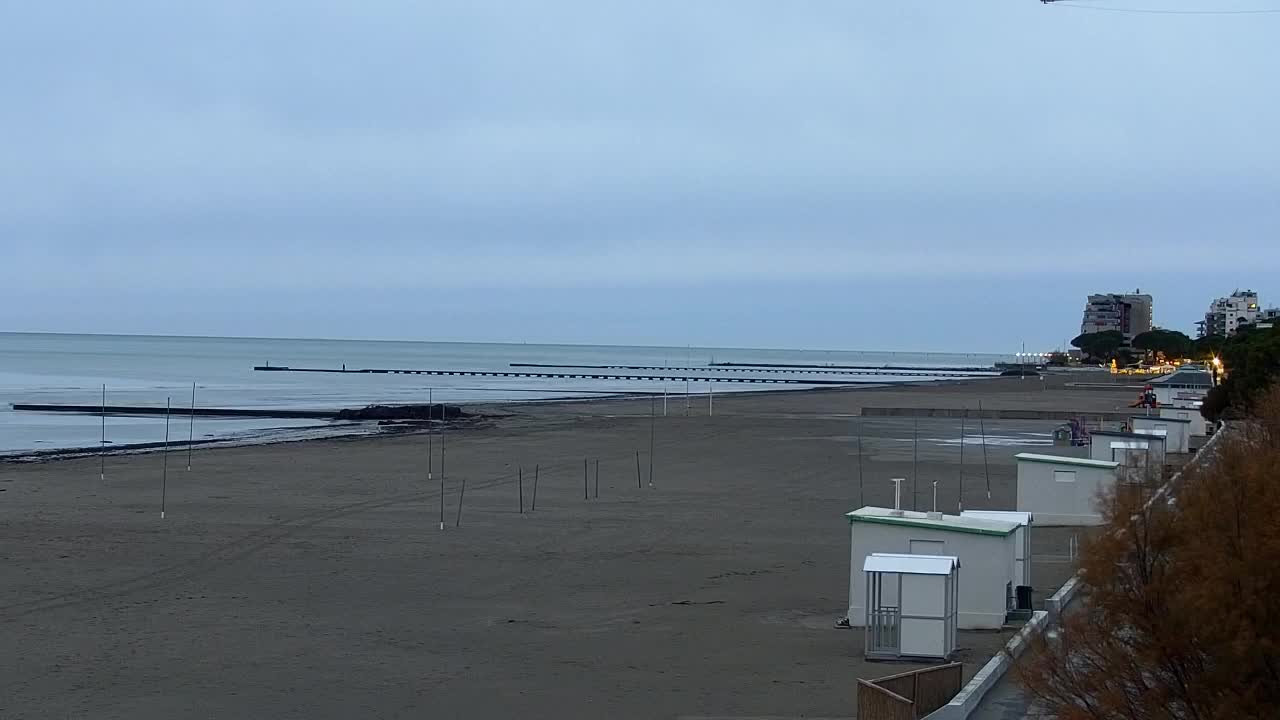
<box><xmin>2</xmin><ymin>1</ymin><xmax>1277</xmax><ymax>351</ymax></box>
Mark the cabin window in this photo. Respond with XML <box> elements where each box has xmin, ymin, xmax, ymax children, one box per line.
<box><xmin>1053</xmin><ymin>470</ymin><xmax>1077</xmax><ymax>483</ymax></box>
<box><xmin>909</xmin><ymin>539</ymin><xmax>946</xmax><ymax>555</ymax></box>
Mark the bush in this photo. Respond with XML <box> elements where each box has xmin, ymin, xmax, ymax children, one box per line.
<box><xmin>1017</xmin><ymin>386</ymin><xmax>1280</xmax><ymax>719</ymax></box>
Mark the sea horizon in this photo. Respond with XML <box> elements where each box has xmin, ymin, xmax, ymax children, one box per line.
<box><xmin>0</xmin><ymin>330</ymin><xmax>1014</xmax><ymax>358</ymax></box>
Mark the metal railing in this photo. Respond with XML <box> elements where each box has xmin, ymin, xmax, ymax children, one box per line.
<box><xmin>867</xmin><ymin>606</ymin><xmax>900</xmax><ymax>654</ymax></box>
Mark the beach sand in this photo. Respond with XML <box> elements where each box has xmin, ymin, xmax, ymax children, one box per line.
<box><xmin>0</xmin><ymin>374</ymin><xmax>1131</xmax><ymax>719</ymax></box>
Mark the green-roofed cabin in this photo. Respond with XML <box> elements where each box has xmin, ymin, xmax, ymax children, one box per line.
<box><xmin>845</xmin><ymin>506</ymin><xmax>1022</xmax><ymax>630</ymax></box>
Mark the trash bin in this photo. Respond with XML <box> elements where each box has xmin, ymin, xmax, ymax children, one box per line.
<box><xmin>1016</xmin><ymin>585</ymin><xmax>1034</xmax><ymax>610</ymax></box>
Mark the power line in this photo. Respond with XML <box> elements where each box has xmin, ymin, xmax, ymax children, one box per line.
<box><xmin>1046</xmin><ymin>1</ymin><xmax>1280</xmax><ymax>14</ymax></box>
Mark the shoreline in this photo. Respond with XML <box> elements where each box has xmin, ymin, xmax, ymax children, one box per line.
<box><xmin>2</xmin><ymin>380</ymin><xmax>925</xmax><ymax>462</ymax></box>
<box><xmin>1</xmin><ymin>372</ymin><xmax>1107</xmax><ymax>463</ymax></box>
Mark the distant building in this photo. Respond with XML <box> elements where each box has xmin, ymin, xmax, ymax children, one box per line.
<box><xmin>1080</xmin><ymin>291</ymin><xmax>1153</xmax><ymax>345</ymax></box>
<box><xmin>1200</xmin><ymin>290</ymin><xmax>1261</xmax><ymax>337</ymax></box>
<box><xmin>1147</xmin><ymin>367</ymin><xmax>1214</xmax><ymax>408</ymax></box>
<box><xmin>1257</xmin><ymin>307</ymin><xmax>1280</xmax><ymax>330</ymax></box>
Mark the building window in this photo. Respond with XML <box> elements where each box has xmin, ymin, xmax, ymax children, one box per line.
<box><xmin>909</xmin><ymin>539</ymin><xmax>946</xmax><ymax>555</ymax></box>
<box><xmin>1054</xmin><ymin>470</ymin><xmax>1077</xmax><ymax>483</ymax></box>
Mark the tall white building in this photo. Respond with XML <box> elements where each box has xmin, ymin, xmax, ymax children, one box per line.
<box><xmin>1200</xmin><ymin>290</ymin><xmax>1261</xmax><ymax>337</ymax></box>
<box><xmin>1080</xmin><ymin>291</ymin><xmax>1153</xmax><ymax>344</ymax></box>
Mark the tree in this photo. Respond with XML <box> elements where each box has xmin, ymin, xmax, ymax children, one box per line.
<box><xmin>1201</xmin><ymin>323</ymin><xmax>1280</xmax><ymax>421</ymax></box>
<box><xmin>1017</xmin><ymin>386</ymin><xmax>1280</xmax><ymax>719</ymax></box>
<box><xmin>1131</xmin><ymin>328</ymin><xmax>1193</xmax><ymax>361</ymax></box>
<box><xmin>1071</xmin><ymin>331</ymin><xmax>1125</xmax><ymax>363</ymax></box>
<box><xmin>1191</xmin><ymin>334</ymin><xmax>1226</xmax><ymax>361</ymax></box>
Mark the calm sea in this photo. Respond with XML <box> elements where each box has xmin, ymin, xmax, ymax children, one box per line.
<box><xmin>0</xmin><ymin>333</ymin><xmax>1005</xmax><ymax>455</ymax></box>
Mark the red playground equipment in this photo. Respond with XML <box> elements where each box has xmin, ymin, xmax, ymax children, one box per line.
<box><xmin>1130</xmin><ymin>384</ymin><xmax>1158</xmax><ymax>409</ymax></box>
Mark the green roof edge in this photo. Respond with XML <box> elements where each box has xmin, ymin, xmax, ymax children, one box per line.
<box><xmin>846</xmin><ymin>513</ymin><xmax>1014</xmax><ymax>537</ymax></box>
<box><xmin>1016</xmin><ymin>454</ymin><xmax>1119</xmax><ymax>469</ymax></box>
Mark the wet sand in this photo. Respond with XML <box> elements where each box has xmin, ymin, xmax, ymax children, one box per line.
<box><xmin>0</xmin><ymin>374</ymin><xmax>1129</xmax><ymax>719</ymax></box>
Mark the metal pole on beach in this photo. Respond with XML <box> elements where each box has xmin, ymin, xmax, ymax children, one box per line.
<box><xmin>443</xmin><ymin>414</ymin><xmax>451</xmax><ymax>524</ymax></box>
<box><xmin>519</xmin><ymin>466</ymin><xmax>524</xmax><ymax>514</ymax></box>
<box><xmin>161</xmin><ymin>397</ymin><xmax>171</xmax><ymax>518</ymax></box>
<box><xmin>187</xmin><ymin>381</ymin><xmax>196</xmax><ymax>471</ymax></box>
<box><xmin>663</xmin><ymin>357</ymin><xmax>669</xmax><ymax>417</ymax></box>
<box><xmin>431</xmin><ymin>389</ymin><xmax>442</xmax><ymax>530</ymax></box>
<box><xmin>648</xmin><ymin>395</ymin><xmax>656</xmax><ymax>488</ymax></box>
<box><xmin>100</xmin><ymin>384</ymin><xmax>106</xmax><ymax>481</ymax></box>
<box><xmin>959</xmin><ymin>411</ymin><xmax>966</xmax><ymax>512</ymax></box>
<box><xmin>594</xmin><ymin>459</ymin><xmax>600</xmax><ymax>499</ymax></box>
<box><xmin>912</xmin><ymin>418</ymin><xmax>919</xmax><ymax>511</ymax></box>
<box><xmin>978</xmin><ymin>400</ymin><xmax>992</xmax><ymax>499</ymax></box>
<box><xmin>708</xmin><ymin>382</ymin><xmax>713</xmax><ymax>417</ymax></box>
<box><xmin>857</xmin><ymin>418</ymin><xmax>864</xmax><ymax>507</ymax></box>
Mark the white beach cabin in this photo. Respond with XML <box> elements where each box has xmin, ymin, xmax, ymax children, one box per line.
<box><xmin>1015</xmin><ymin>453</ymin><xmax>1120</xmax><ymax>526</ymax></box>
<box><xmin>961</xmin><ymin>510</ymin><xmax>1033</xmax><ymax>588</ymax></box>
<box><xmin>846</xmin><ymin>506</ymin><xmax>1020</xmax><ymax>630</ymax></box>
<box><xmin>863</xmin><ymin>553</ymin><xmax>959</xmax><ymax>662</ymax></box>
<box><xmin>1089</xmin><ymin>430</ymin><xmax>1166</xmax><ymax>469</ymax></box>
<box><xmin>1131</xmin><ymin>415</ymin><xmax>1192</xmax><ymax>454</ymax></box>
<box><xmin>1159</xmin><ymin>406</ymin><xmax>1209</xmax><ymax>438</ymax></box>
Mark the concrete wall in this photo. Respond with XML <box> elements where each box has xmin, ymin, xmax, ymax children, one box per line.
<box><xmin>922</xmin><ymin>611</ymin><xmax>1049</xmax><ymax>720</ymax></box>
<box><xmin>1132</xmin><ymin>416</ymin><xmax>1191</xmax><ymax>453</ymax></box>
<box><xmin>848</xmin><ymin>523</ymin><xmax>1016</xmax><ymax>630</ymax></box>
<box><xmin>1017</xmin><ymin>461</ymin><xmax>1117</xmax><ymax>526</ymax></box>
<box><xmin>1159</xmin><ymin>406</ymin><xmax>1208</xmax><ymax>437</ymax></box>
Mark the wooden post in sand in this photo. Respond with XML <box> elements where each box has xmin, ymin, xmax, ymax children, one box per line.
<box><xmin>583</xmin><ymin>457</ymin><xmax>589</xmax><ymax>500</ymax></box>
<box><xmin>456</xmin><ymin>477</ymin><xmax>466</xmax><ymax>527</ymax></box>
<box><xmin>518</xmin><ymin>466</ymin><xmax>524</xmax><ymax>514</ymax></box>
<box><xmin>635</xmin><ymin>450</ymin><xmax>641</xmax><ymax>489</ymax></box>
<box><xmin>532</xmin><ymin>464</ymin><xmax>540</xmax><ymax>511</ymax></box>
<box><xmin>161</xmin><ymin>397</ymin><xmax>171</xmax><ymax>519</ymax></box>
<box><xmin>594</xmin><ymin>459</ymin><xmax>600</xmax><ymax>499</ymax></box>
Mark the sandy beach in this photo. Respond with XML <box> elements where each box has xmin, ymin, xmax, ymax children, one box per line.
<box><xmin>0</xmin><ymin>374</ymin><xmax>1132</xmax><ymax>719</ymax></box>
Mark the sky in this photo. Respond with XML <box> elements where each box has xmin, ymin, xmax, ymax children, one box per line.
<box><xmin>2</xmin><ymin>0</ymin><xmax>1278</xmax><ymax>353</ymax></box>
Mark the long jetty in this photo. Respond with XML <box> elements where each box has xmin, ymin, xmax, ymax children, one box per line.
<box><xmin>13</xmin><ymin>404</ymin><xmax>336</xmax><ymax>419</ymax></box>
<box><xmin>861</xmin><ymin>407</ymin><xmax>1145</xmax><ymax>421</ymax></box>
<box><xmin>510</xmin><ymin>363</ymin><xmax>992</xmax><ymax>377</ymax></box>
<box><xmin>11</xmin><ymin>403</ymin><xmax>462</xmax><ymax>421</ymax></box>
<box><xmin>253</xmin><ymin>365</ymin><xmax>881</xmax><ymax>386</ymax></box>
<box><xmin>707</xmin><ymin>361</ymin><xmax>995</xmax><ymax>373</ymax></box>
